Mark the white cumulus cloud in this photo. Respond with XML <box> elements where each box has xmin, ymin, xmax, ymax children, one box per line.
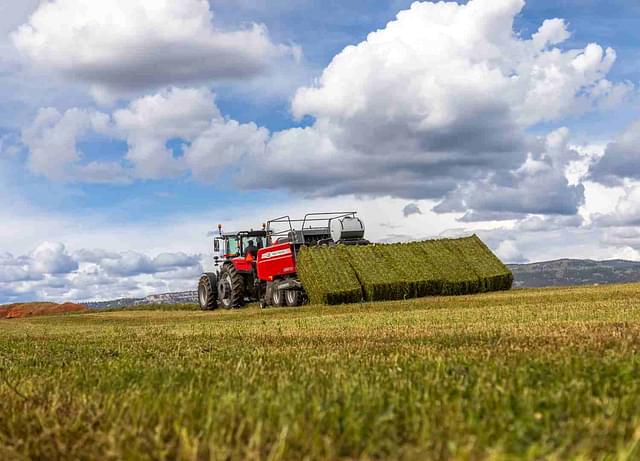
<box><xmin>12</xmin><ymin>0</ymin><xmax>295</xmax><ymax>100</ymax></box>
<box><xmin>21</xmin><ymin>107</ymin><xmax>120</xmax><ymax>181</ymax></box>
<box><xmin>435</xmin><ymin>128</ymin><xmax>587</xmax><ymax>219</ymax></box>
<box><xmin>495</xmin><ymin>239</ymin><xmax>527</xmax><ymax>264</ymax></box>
<box><xmin>19</xmin><ymin>87</ymin><xmax>267</xmax><ymax>183</ymax></box>
<box><xmin>29</xmin><ymin>242</ymin><xmax>78</xmax><ymax>275</ymax></box>
<box><xmin>112</xmin><ymin>87</ymin><xmax>218</xmax><ymax>179</ymax></box>
<box><xmin>591</xmin><ymin>184</ymin><xmax>640</xmax><ymax>227</ymax></box>
<box><xmin>589</xmin><ymin>121</ymin><xmax>640</xmax><ymax>186</ymax></box>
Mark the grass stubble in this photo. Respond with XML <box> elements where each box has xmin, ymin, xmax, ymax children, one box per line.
<box><xmin>0</xmin><ymin>283</ymin><xmax>640</xmax><ymax>460</ymax></box>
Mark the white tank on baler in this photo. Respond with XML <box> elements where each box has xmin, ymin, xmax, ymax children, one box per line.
<box><xmin>330</xmin><ymin>216</ymin><xmax>365</xmax><ymax>242</ymax></box>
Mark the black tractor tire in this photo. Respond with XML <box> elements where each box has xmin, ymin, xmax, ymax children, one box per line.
<box><xmin>218</xmin><ymin>264</ymin><xmax>245</xmax><ymax>309</ymax></box>
<box><xmin>271</xmin><ymin>289</ymin><xmax>286</xmax><ymax>307</ymax></box>
<box><xmin>285</xmin><ymin>290</ymin><xmax>302</xmax><ymax>307</ymax></box>
<box><xmin>198</xmin><ymin>274</ymin><xmax>218</xmax><ymax>310</ymax></box>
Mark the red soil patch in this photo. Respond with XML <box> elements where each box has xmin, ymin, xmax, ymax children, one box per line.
<box><xmin>0</xmin><ymin>302</ymin><xmax>88</xmax><ymax>319</ymax></box>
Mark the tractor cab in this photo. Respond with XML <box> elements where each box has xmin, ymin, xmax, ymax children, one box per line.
<box><xmin>212</xmin><ymin>226</ymin><xmax>268</xmax><ymax>269</ymax></box>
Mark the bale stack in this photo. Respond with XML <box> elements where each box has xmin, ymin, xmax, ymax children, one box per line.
<box><xmin>297</xmin><ymin>235</ymin><xmax>513</xmax><ymax>305</ymax></box>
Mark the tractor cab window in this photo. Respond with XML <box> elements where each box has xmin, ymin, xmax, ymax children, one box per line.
<box><xmin>240</xmin><ymin>236</ymin><xmax>266</xmax><ymax>254</ymax></box>
<box><xmin>225</xmin><ymin>237</ymin><xmax>240</xmax><ymax>256</ymax></box>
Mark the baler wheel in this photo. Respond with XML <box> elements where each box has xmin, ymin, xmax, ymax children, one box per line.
<box><xmin>218</xmin><ymin>264</ymin><xmax>245</xmax><ymax>309</ymax></box>
<box><xmin>271</xmin><ymin>289</ymin><xmax>286</xmax><ymax>307</ymax></box>
<box><xmin>285</xmin><ymin>290</ymin><xmax>302</xmax><ymax>307</ymax></box>
<box><xmin>198</xmin><ymin>274</ymin><xmax>218</xmax><ymax>310</ymax></box>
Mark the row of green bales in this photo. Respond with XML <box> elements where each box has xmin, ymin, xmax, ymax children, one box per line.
<box><xmin>297</xmin><ymin>235</ymin><xmax>513</xmax><ymax>305</ymax></box>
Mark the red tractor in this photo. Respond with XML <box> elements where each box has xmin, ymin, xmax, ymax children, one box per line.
<box><xmin>197</xmin><ymin>212</ymin><xmax>368</xmax><ymax>310</ymax></box>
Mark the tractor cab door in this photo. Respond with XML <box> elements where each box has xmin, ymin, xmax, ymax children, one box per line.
<box><xmin>213</xmin><ymin>237</ymin><xmax>226</xmax><ymax>267</ymax></box>
<box><xmin>224</xmin><ymin>236</ymin><xmax>241</xmax><ymax>258</ymax></box>
<box><xmin>213</xmin><ymin>235</ymin><xmax>240</xmax><ymax>264</ymax></box>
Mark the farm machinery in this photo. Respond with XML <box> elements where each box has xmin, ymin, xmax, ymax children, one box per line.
<box><xmin>197</xmin><ymin>212</ymin><xmax>368</xmax><ymax>310</ymax></box>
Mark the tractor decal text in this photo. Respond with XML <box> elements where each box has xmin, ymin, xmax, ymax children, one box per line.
<box><xmin>261</xmin><ymin>248</ymin><xmax>292</xmax><ymax>259</ymax></box>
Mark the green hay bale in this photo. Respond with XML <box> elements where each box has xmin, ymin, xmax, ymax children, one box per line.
<box><xmin>446</xmin><ymin>235</ymin><xmax>513</xmax><ymax>292</ymax></box>
<box><xmin>413</xmin><ymin>239</ymin><xmax>481</xmax><ymax>295</ymax></box>
<box><xmin>338</xmin><ymin>245</ymin><xmax>412</xmax><ymax>302</ymax></box>
<box><xmin>297</xmin><ymin>246</ymin><xmax>362</xmax><ymax>305</ymax></box>
<box><xmin>375</xmin><ymin>243</ymin><xmax>444</xmax><ymax>297</ymax></box>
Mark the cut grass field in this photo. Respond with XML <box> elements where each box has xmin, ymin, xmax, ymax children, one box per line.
<box><xmin>1</xmin><ymin>284</ymin><xmax>640</xmax><ymax>460</ymax></box>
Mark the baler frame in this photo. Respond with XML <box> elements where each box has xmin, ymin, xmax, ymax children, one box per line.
<box><xmin>267</xmin><ymin>211</ymin><xmax>359</xmax><ymax>246</ymax></box>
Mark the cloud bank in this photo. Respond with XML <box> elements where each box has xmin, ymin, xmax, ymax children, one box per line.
<box><xmin>0</xmin><ymin>243</ymin><xmax>204</xmax><ymax>303</ymax></box>
<box><xmin>17</xmin><ymin>0</ymin><xmax>630</xmax><ymax>220</ymax></box>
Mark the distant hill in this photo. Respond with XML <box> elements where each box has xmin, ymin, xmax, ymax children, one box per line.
<box><xmin>508</xmin><ymin>259</ymin><xmax>640</xmax><ymax>288</ymax></box>
<box><xmin>85</xmin><ymin>291</ymin><xmax>197</xmax><ymax>309</ymax></box>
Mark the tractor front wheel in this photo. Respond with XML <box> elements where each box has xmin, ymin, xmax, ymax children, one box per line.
<box><xmin>198</xmin><ymin>274</ymin><xmax>218</xmax><ymax>310</ymax></box>
<box><xmin>218</xmin><ymin>265</ymin><xmax>245</xmax><ymax>309</ymax></box>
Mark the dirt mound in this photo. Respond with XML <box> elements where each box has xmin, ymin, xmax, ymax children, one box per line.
<box><xmin>0</xmin><ymin>302</ymin><xmax>88</xmax><ymax>319</ymax></box>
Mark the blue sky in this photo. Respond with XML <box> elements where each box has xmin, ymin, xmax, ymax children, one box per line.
<box><xmin>1</xmin><ymin>0</ymin><xmax>640</xmax><ymax>303</ymax></box>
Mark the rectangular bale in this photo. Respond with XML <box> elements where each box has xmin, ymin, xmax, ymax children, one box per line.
<box><xmin>450</xmin><ymin>235</ymin><xmax>513</xmax><ymax>292</ymax></box>
<box><xmin>375</xmin><ymin>243</ymin><xmax>444</xmax><ymax>298</ymax></box>
<box><xmin>296</xmin><ymin>246</ymin><xmax>362</xmax><ymax>305</ymax></box>
<box><xmin>339</xmin><ymin>245</ymin><xmax>411</xmax><ymax>302</ymax></box>
<box><xmin>414</xmin><ymin>239</ymin><xmax>481</xmax><ymax>295</ymax></box>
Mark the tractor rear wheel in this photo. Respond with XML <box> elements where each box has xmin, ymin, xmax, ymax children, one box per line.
<box><xmin>285</xmin><ymin>290</ymin><xmax>302</xmax><ymax>307</ymax></box>
<box><xmin>218</xmin><ymin>264</ymin><xmax>245</xmax><ymax>309</ymax></box>
<box><xmin>271</xmin><ymin>289</ymin><xmax>286</xmax><ymax>307</ymax></box>
<box><xmin>198</xmin><ymin>274</ymin><xmax>218</xmax><ymax>310</ymax></box>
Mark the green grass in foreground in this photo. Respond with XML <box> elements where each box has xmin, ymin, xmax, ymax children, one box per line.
<box><xmin>1</xmin><ymin>284</ymin><xmax>640</xmax><ymax>460</ymax></box>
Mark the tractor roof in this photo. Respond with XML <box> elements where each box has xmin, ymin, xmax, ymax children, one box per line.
<box><xmin>218</xmin><ymin>230</ymin><xmax>267</xmax><ymax>238</ymax></box>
